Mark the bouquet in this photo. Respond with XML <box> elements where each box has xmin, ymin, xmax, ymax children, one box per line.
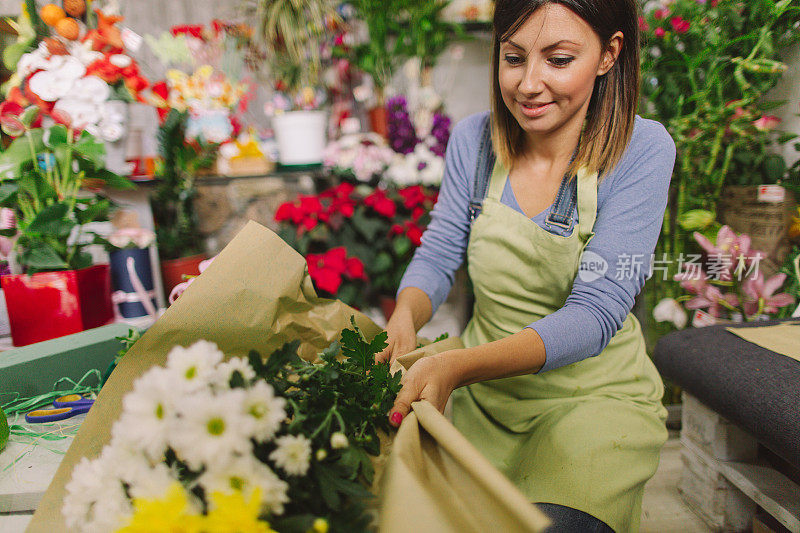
<box><xmin>2</xmin><ymin>1</ymin><xmax>150</xmax><ymax>144</ymax></box>
<box><xmin>63</xmin><ymin>319</ymin><xmax>402</xmax><ymax>533</ymax></box>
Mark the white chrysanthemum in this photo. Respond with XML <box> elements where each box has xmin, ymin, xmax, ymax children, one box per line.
<box><xmin>170</xmin><ymin>389</ymin><xmax>254</xmax><ymax>470</ymax></box>
<box><xmin>113</xmin><ymin>367</ymin><xmax>179</xmax><ymax>461</ymax></box>
<box><xmin>213</xmin><ymin>356</ymin><xmax>257</xmax><ymax>388</ymax></box>
<box><xmin>330</xmin><ymin>432</ymin><xmax>349</xmax><ymax>449</ymax></box>
<box><xmin>63</xmin><ymin>456</ymin><xmax>132</xmax><ymax>533</ymax></box>
<box><xmin>165</xmin><ymin>340</ymin><xmax>225</xmax><ymax>393</ymax></box>
<box><xmin>243</xmin><ymin>381</ymin><xmax>286</xmax><ymax>442</ymax></box>
<box><xmin>269</xmin><ymin>434</ymin><xmax>311</xmax><ymax>476</ymax></box>
<box><xmin>199</xmin><ymin>455</ymin><xmax>289</xmax><ymax>515</ymax></box>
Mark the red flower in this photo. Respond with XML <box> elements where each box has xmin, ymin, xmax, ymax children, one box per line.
<box><xmin>654</xmin><ymin>27</ymin><xmax>666</xmax><ymax>38</ymax></box>
<box><xmin>86</xmin><ymin>57</ymin><xmax>123</xmax><ymax>84</ymax></box>
<box><xmin>274</xmin><ymin>202</ymin><xmax>295</xmax><ymax>222</ymax></box>
<box><xmin>300</xmin><ymin>216</ymin><xmax>318</xmax><ymax>232</ymax></box>
<box><xmin>670</xmin><ymin>17</ymin><xmax>690</xmax><ymax>33</ymax></box>
<box><xmin>152</xmin><ymin>81</ymin><xmax>169</xmax><ymax>101</ymax></box>
<box><xmin>315</xmin><ymin>268</ymin><xmax>342</xmax><ymax>294</ymax></box>
<box><xmin>638</xmin><ymin>16</ymin><xmax>649</xmax><ymax>32</ymax></box>
<box><xmin>323</xmin><ymin>247</ymin><xmax>347</xmax><ymax>274</ymax></box>
<box><xmin>125</xmin><ymin>75</ymin><xmax>149</xmax><ymax>97</ymax></box>
<box><xmin>298</xmin><ymin>195</ymin><xmax>323</xmax><ymax>216</ymax></box>
<box><xmin>411</xmin><ymin>207</ymin><xmax>425</xmax><ymax>221</ymax></box>
<box><xmin>0</xmin><ymin>101</ymin><xmax>24</xmax><ymax>120</ymax></box>
<box><xmin>171</xmin><ymin>25</ymin><xmax>204</xmax><ymax>39</ymax></box>
<box><xmin>346</xmin><ymin>257</ymin><xmax>366</xmax><ymax>280</ymax></box>
<box><xmin>390</xmin><ymin>224</ymin><xmax>404</xmax><ymax>236</ymax></box>
<box><xmin>398</xmin><ymin>185</ymin><xmax>426</xmax><ymax>210</ymax></box>
<box><xmin>405</xmin><ymin>223</ymin><xmax>423</xmax><ymax>247</ymax></box>
<box><xmin>364</xmin><ymin>189</ymin><xmax>397</xmax><ymax>218</ymax></box>
<box><xmin>654</xmin><ymin>8</ymin><xmax>670</xmax><ymax>20</ymax></box>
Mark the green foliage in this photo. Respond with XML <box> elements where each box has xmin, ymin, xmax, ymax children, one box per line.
<box><xmin>244</xmin><ymin>317</ymin><xmax>402</xmax><ymax>532</ymax></box>
<box><xmin>151</xmin><ymin>109</ymin><xmax>215</xmax><ymax>260</ymax></box>
<box><xmin>0</xmin><ymin>108</ymin><xmax>132</xmax><ymax>273</ymax></box>
<box><xmin>245</xmin><ymin>0</ymin><xmax>336</xmax><ymax>92</ymax></box>
<box><xmin>638</xmin><ymin>0</ymin><xmax>800</xmax><ymax>311</ymax></box>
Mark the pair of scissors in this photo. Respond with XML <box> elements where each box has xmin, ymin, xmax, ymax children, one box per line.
<box><xmin>25</xmin><ymin>394</ymin><xmax>95</xmax><ymax>423</ymax></box>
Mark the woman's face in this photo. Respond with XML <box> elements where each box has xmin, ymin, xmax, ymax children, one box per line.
<box><xmin>498</xmin><ymin>4</ymin><xmax>621</xmax><ymax>142</ymax></box>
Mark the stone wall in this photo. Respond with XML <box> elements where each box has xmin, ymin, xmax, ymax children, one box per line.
<box><xmin>193</xmin><ymin>174</ymin><xmax>317</xmax><ymax>255</ymax></box>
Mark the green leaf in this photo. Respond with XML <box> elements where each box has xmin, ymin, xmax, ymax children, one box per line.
<box><xmin>75</xmin><ymin>198</ymin><xmax>110</xmax><ymax>225</ymax></box>
<box><xmin>20</xmin><ymin>244</ymin><xmax>68</xmax><ymax>271</ymax></box>
<box><xmin>27</xmin><ymin>203</ymin><xmax>71</xmax><ymax>235</ymax></box>
<box><xmin>0</xmin><ymin>229</ymin><xmax>16</xmax><ymax>237</ymax></box>
<box><xmin>0</xmin><ymin>131</ymin><xmax>43</xmax><ymax>175</ymax></box>
<box><xmin>370</xmin><ymin>252</ymin><xmax>392</xmax><ymax>274</ymax></box>
<box><xmin>73</xmin><ymin>133</ymin><xmax>106</xmax><ymax>168</ymax></box>
<box><xmin>0</xmin><ymin>183</ymin><xmax>19</xmax><ymax>207</ymax></box>
<box><xmin>95</xmin><ymin>169</ymin><xmax>136</xmax><ymax>190</ymax></box>
<box><xmin>263</xmin><ymin>340</ymin><xmax>302</xmax><ymax>377</ymax></box>
<box><xmin>43</xmin><ymin>124</ymin><xmax>69</xmax><ymax>148</ymax></box>
<box><xmin>392</xmin><ymin>235</ymin><xmax>411</xmax><ymax>257</ymax></box>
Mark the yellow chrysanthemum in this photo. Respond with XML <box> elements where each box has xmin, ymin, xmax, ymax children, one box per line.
<box><xmin>118</xmin><ymin>482</ymin><xmax>203</xmax><ymax>533</ymax></box>
<box><xmin>204</xmin><ymin>488</ymin><xmax>276</xmax><ymax>533</ymax></box>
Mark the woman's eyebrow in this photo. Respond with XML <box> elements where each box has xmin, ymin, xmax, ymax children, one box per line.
<box><xmin>502</xmin><ymin>39</ymin><xmax>581</xmax><ymax>51</ymax></box>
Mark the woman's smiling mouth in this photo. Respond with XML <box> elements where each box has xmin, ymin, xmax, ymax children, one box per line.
<box><xmin>518</xmin><ymin>101</ymin><xmax>554</xmax><ymax>117</ymax></box>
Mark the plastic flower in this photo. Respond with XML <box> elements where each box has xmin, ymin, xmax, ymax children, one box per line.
<box><xmin>269</xmin><ymin>434</ymin><xmax>312</xmax><ymax>476</ymax></box>
<box><xmin>741</xmin><ymin>272</ymin><xmax>795</xmax><ymax>316</ymax></box>
<box><xmin>171</xmin><ymin>388</ymin><xmax>254</xmax><ymax>470</ymax></box>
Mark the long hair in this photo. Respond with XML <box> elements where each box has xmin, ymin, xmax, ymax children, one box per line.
<box><xmin>491</xmin><ymin>0</ymin><xmax>640</xmax><ymax>179</ymax></box>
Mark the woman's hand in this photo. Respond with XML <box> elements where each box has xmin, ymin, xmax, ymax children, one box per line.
<box><xmin>388</xmin><ymin>353</ymin><xmax>457</xmax><ymax>427</ymax></box>
<box><xmin>374</xmin><ymin>305</ymin><xmax>418</xmax><ymax>366</ymax></box>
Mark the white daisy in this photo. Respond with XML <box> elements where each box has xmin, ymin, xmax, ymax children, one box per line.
<box><xmin>170</xmin><ymin>389</ymin><xmax>254</xmax><ymax>471</ymax></box>
<box><xmin>242</xmin><ymin>381</ymin><xmax>286</xmax><ymax>443</ymax></box>
<box><xmin>213</xmin><ymin>356</ymin><xmax>257</xmax><ymax>388</ymax></box>
<box><xmin>165</xmin><ymin>340</ymin><xmax>224</xmax><ymax>393</ymax></box>
<box><xmin>198</xmin><ymin>455</ymin><xmax>289</xmax><ymax>515</ymax></box>
<box><xmin>269</xmin><ymin>434</ymin><xmax>312</xmax><ymax>476</ymax></box>
<box><xmin>63</xmin><ymin>456</ymin><xmax>132</xmax><ymax>533</ymax></box>
<box><xmin>113</xmin><ymin>367</ymin><xmax>179</xmax><ymax>461</ymax></box>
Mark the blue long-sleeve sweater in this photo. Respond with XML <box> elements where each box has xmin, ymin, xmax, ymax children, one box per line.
<box><xmin>397</xmin><ymin>111</ymin><xmax>676</xmax><ymax>372</ymax></box>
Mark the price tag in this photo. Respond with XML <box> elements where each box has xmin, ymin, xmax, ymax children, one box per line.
<box><xmin>757</xmin><ymin>185</ymin><xmax>785</xmax><ymax>203</ymax></box>
<box><xmin>692</xmin><ymin>309</ymin><xmax>718</xmax><ymax>328</ymax></box>
<box><xmin>121</xmin><ymin>27</ymin><xmax>143</xmax><ymax>53</ymax></box>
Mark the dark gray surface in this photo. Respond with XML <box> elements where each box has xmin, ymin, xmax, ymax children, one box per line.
<box><xmin>653</xmin><ymin>319</ymin><xmax>800</xmax><ymax>468</ymax></box>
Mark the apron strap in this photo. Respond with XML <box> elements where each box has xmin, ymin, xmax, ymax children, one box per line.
<box><xmin>468</xmin><ymin>115</ymin><xmax>496</xmax><ymax>223</ymax></box>
<box><xmin>575</xmin><ymin>167</ymin><xmax>599</xmax><ymax>239</ymax></box>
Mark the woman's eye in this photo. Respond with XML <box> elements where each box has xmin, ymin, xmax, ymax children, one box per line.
<box><xmin>549</xmin><ymin>56</ymin><xmax>575</xmax><ymax>67</ymax></box>
<box><xmin>503</xmin><ymin>54</ymin><xmax>524</xmax><ymax>66</ymax></box>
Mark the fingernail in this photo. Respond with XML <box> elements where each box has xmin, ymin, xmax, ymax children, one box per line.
<box><xmin>390</xmin><ymin>412</ymin><xmax>403</xmax><ymax>427</ymax></box>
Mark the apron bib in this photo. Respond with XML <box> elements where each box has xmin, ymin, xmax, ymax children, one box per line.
<box><xmin>452</xmin><ymin>160</ymin><xmax>668</xmax><ymax>533</ymax></box>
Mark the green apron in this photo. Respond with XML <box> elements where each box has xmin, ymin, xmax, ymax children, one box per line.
<box><xmin>451</xmin><ymin>160</ymin><xmax>668</xmax><ymax>533</ymax></box>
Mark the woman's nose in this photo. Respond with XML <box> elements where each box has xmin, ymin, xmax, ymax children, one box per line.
<box><xmin>519</xmin><ymin>61</ymin><xmax>545</xmax><ymax>96</ymax></box>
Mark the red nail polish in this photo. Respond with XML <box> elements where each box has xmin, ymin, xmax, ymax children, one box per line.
<box><xmin>390</xmin><ymin>412</ymin><xmax>403</xmax><ymax>426</ymax></box>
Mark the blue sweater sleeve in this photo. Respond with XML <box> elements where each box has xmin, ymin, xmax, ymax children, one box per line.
<box><xmin>396</xmin><ymin>113</ymin><xmax>484</xmax><ymax>311</ymax></box>
<box><xmin>530</xmin><ymin>118</ymin><xmax>676</xmax><ymax>372</ymax></box>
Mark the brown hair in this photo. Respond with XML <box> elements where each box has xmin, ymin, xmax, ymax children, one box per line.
<box><xmin>491</xmin><ymin>0</ymin><xmax>640</xmax><ymax>179</ymax></box>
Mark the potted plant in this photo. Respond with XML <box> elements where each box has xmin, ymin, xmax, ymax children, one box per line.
<box><xmin>274</xmin><ymin>181</ymin><xmax>437</xmax><ymax>317</ymax></box>
<box><xmin>105</xmin><ymin>226</ymin><xmax>158</xmax><ymax>321</ymax></box>
<box><xmin>145</xmin><ymin>23</ymin><xmax>254</xmax><ymax>296</ymax></box>
<box><xmin>247</xmin><ymin>0</ymin><xmax>335</xmax><ymax>165</ymax></box>
<box><xmin>0</xmin><ymin>105</ymin><xmax>134</xmax><ymax>346</ymax></box>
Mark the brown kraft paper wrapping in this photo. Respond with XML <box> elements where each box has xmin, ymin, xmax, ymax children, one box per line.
<box><xmin>28</xmin><ymin>221</ymin><xmax>547</xmax><ymax>532</ymax></box>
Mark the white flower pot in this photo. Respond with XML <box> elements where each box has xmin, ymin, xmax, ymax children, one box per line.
<box><xmin>272</xmin><ymin>110</ymin><xmax>327</xmax><ymax>166</ymax></box>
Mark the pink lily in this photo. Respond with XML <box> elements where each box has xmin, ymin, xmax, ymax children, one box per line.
<box><xmin>684</xmin><ymin>284</ymin><xmax>739</xmax><ymax>318</ymax></box>
<box><xmin>693</xmin><ymin>226</ymin><xmax>759</xmax><ymax>280</ymax></box>
<box><xmin>673</xmin><ymin>269</ymin><xmax>710</xmax><ymax>294</ymax></box>
<box><xmin>741</xmin><ymin>272</ymin><xmax>795</xmax><ymax>316</ymax></box>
